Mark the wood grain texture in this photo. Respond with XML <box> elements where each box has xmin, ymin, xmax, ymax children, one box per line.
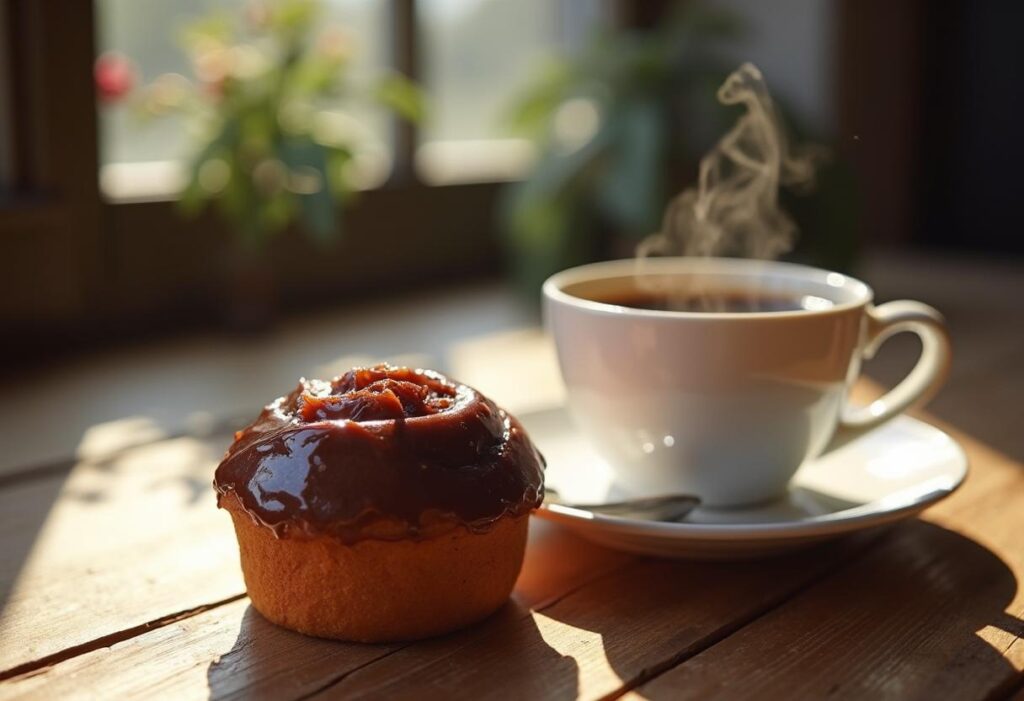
<box><xmin>0</xmin><ymin>522</ymin><xmax>869</xmax><ymax>701</ymax></box>
<box><xmin>309</xmin><ymin>540</ymin><xmax>872</xmax><ymax>701</ymax></box>
<box><xmin>0</xmin><ymin>599</ymin><xmax>400</xmax><ymax>701</ymax></box>
<box><xmin>0</xmin><ymin>521</ymin><xmax>631</xmax><ymax>700</ymax></box>
<box><xmin>629</xmin><ymin>427</ymin><xmax>1024</xmax><ymax>701</ymax></box>
<box><xmin>0</xmin><ymin>434</ymin><xmax>243</xmax><ymax>673</ymax></box>
<box><xmin>1</xmin><ymin>370</ymin><xmax>1021</xmax><ymax>700</ymax></box>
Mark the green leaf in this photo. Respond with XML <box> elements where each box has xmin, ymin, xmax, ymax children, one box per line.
<box><xmin>373</xmin><ymin>74</ymin><xmax>425</xmax><ymax>123</ymax></box>
<box><xmin>266</xmin><ymin>0</ymin><xmax>321</xmax><ymax>41</ymax></box>
<box><xmin>179</xmin><ymin>12</ymin><xmax>234</xmax><ymax>50</ymax></box>
<box><xmin>784</xmin><ymin>157</ymin><xmax>860</xmax><ymax>272</ymax></box>
<box><xmin>260</xmin><ymin>192</ymin><xmax>295</xmax><ymax>233</ymax></box>
<box><xmin>324</xmin><ymin>146</ymin><xmax>354</xmax><ymax>197</ymax></box>
<box><xmin>500</xmin><ymin>121</ymin><xmax>614</xmax><ymax>286</ymax></box>
<box><xmin>503</xmin><ymin>60</ymin><xmax>573</xmax><ymax>137</ymax></box>
<box><xmin>239</xmin><ymin>104</ymin><xmax>276</xmax><ymax>156</ymax></box>
<box><xmin>595</xmin><ymin>97</ymin><xmax>667</xmax><ymax>238</ymax></box>
<box><xmin>279</xmin><ymin>136</ymin><xmax>337</xmax><ymax>244</ymax></box>
<box><xmin>178</xmin><ymin>177</ymin><xmax>209</xmax><ymax>217</ymax></box>
<box><xmin>515</xmin><ymin>116</ymin><xmax>613</xmax><ymax>208</ymax></box>
<box><xmin>288</xmin><ymin>53</ymin><xmax>345</xmax><ymax>96</ymax></box>
<box><xmin>177</xmin><ymin>118</ymin><xmax>238</xmax><ymax>217</ymax></box>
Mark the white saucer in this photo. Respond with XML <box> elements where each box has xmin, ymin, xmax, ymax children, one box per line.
<box><xmin>521</xmin><ymin>408</ymin><xmax>968</xmax><ymax>559</ymax></box>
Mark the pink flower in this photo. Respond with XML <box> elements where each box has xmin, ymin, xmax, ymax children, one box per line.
<box><xmin>94</xmin><ymin>52</ymin><xmax>137</xmax><ymax>103</ymax></box>
<box><xmin>246</xmin><ymin>1</ymin><xmax>270</xmax><ymax>30</ymax></box>
<box><xmin>317</xmin><ymin>27</ymin><xmax>352</xmax><ymax>62</ymax></box>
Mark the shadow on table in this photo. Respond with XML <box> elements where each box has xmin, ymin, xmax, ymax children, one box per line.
<box><xmin>205</xmin><ymin>520</ymin><xmax>603</xmax><ymax>698</ymax></box>
<box><xmin>538</xmin><ymin>520</ymin><xmax>1024</xmax><ymax>699</ymax></box>
<box><xmin>204</xmin><ymin>604</ymin><xmax>385</xmax><ymax>699</ymax></box>
<box><xmin>206</xmin><ymin>601</ymin><xmax>580</xmax><ymax>700</ymax></box>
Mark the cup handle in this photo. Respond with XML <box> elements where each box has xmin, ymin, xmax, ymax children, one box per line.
<box><xmin>839</xmin><ymin>300</ymin><xmax>952</xmax><ymax>430</ymax></box>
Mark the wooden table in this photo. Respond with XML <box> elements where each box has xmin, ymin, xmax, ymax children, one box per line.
<box><xmin>1</xmin><ymin>333</ymin><xmax>1022</xmax><ymax>699</ymax></box>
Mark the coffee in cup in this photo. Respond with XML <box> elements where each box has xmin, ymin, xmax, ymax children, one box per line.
<box><xmin>543</xmin><ymin>257</ymin><xmax>951</xmax><ymax>507</ymax></box>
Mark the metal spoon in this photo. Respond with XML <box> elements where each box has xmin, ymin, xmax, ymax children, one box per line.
<box><xmin>543</xmin><ymin>486</ymin><xmax>700</xmax><ymax>522</ymax></box>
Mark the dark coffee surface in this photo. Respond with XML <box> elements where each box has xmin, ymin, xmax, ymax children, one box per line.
<box><xmin>596</xmin><ymin>290</ymin><xmax>820</xmax><ymax>313</ymax></box>
<box><xmin>214</xmin><ymin>365</ymin><xmax>545</xmax><ymax>541</ymax></box>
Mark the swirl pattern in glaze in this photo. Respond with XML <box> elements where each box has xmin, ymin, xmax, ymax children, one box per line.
<box><xmin>214</xmin><ymin>365</ymin><xmax>545</xmax><ymax>541</ymax></box>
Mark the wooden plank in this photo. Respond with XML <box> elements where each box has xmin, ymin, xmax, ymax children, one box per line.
<box><xmin>630</xmin><ymin>428</ymin><xmax>1024</xmax><ymax>700</ymax></box>
<box><xmin>2</xmin><ymin>372</ymin><xmax>1016</xmax><ymax>699</ymax></box>
<box><xmin>0</xmin><ymin>521</ymin><xmax>632</xmax><ymax>700</ymax></box>
<box><xmin>0</xmin><ymin>434</ymin><xmax>244</xmax><ymax>673</ymax></box>
<box><xmin>0</xmin><ymin>599</ymin><xmax>397</xmax><ymax>701</ymax></box>
<box><xmin>302</xmin><ymin>538</ymin><xmax>871</xmax><ymax>701</ymax></box>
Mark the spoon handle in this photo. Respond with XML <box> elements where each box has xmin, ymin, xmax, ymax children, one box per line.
<box><xmin>544</xmin><ymin>487</ymin><xmax>700</xmax><ymax>522</ymax></box>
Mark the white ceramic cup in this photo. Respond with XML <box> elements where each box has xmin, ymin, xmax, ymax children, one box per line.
<box><xmin>543</xmin><ymin>257</ymin><xmax>952</xmax><ymax>507</ymax></box>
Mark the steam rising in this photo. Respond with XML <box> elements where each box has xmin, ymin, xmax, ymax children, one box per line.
<box><xmin>638</xmin><ymin>63</ymin><xmax>822</xmax><ymax>260</ymax></box>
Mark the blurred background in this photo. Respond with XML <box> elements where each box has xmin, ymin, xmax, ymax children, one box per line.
<box><xmin>0</xmin><ymin>0</ymin><xmax>1021</xmax><ymax>463</ymax></box>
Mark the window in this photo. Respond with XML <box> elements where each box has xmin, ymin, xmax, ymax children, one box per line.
<box><xmin>96</xmin><ymin>0</ymin><xmax>610</xmax><ymax>196</ymax></box>
<box><xmin>416</xmin><ymin>0</ymin><xmax>608</xmax><ymax>184</ymax></box>
<box><xmin>0</xmin><ymin>0</ymin><xmax>618</xmax><ymax>340</ymax></box>
<box><xmin>96</xmin><ymin>0</ymin><xmax>392</xmax><ymax>199</ymax></box>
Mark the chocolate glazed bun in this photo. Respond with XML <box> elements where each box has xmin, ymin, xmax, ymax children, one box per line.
<box><xmin>215</xmin><ymin>365</ymin><xmax>545</xmax><ymax>642</ymax></box>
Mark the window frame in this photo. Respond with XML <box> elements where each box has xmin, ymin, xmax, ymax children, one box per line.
<box><xmin>1</xmin><ymin>0</ymin><xmax>106</xmax><ymax>332</ymax></box>
<box><xmin>1</xmin><ymin>0</ymin><xmax>515</xmax><ymax>340</ymax></box>
<box><xmin>0</xmin><ymin>0</ymin><xmax>653</xmax><ymax>344</ymax></box>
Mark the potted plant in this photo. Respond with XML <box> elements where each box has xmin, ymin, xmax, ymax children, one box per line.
<box><xmin>97</xmin><ymin>0</ymin><xmax>422</xmax><ymax>328</ymax></box>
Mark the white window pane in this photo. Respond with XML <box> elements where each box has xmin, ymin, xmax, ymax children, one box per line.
<box><xmin>96</xmin><ymin>0</ymin><xmax>390</xmax><ymax>194</ymax></box>
<box><xmin>416</xmin><ymin>0</ymin><xmax>609</xmax><ymax>182</ymax></box>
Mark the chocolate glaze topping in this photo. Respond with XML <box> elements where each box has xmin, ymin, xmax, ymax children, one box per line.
<box><xmin>214</xmin><ymin>365</ymin><xmax>545</xmax><ymax>541</ymax></box>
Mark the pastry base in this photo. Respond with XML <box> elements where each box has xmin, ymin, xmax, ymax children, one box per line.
<box><xmin>223</xmin><ymin>495</ymin><xmax>529</xmax><ymax>642</ymax></box>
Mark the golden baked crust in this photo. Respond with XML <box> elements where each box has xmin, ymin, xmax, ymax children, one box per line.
<box><xmin>223</xmin><ymin>494</ymin><xmax>529</xmax><ymax>642</ymax></box>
